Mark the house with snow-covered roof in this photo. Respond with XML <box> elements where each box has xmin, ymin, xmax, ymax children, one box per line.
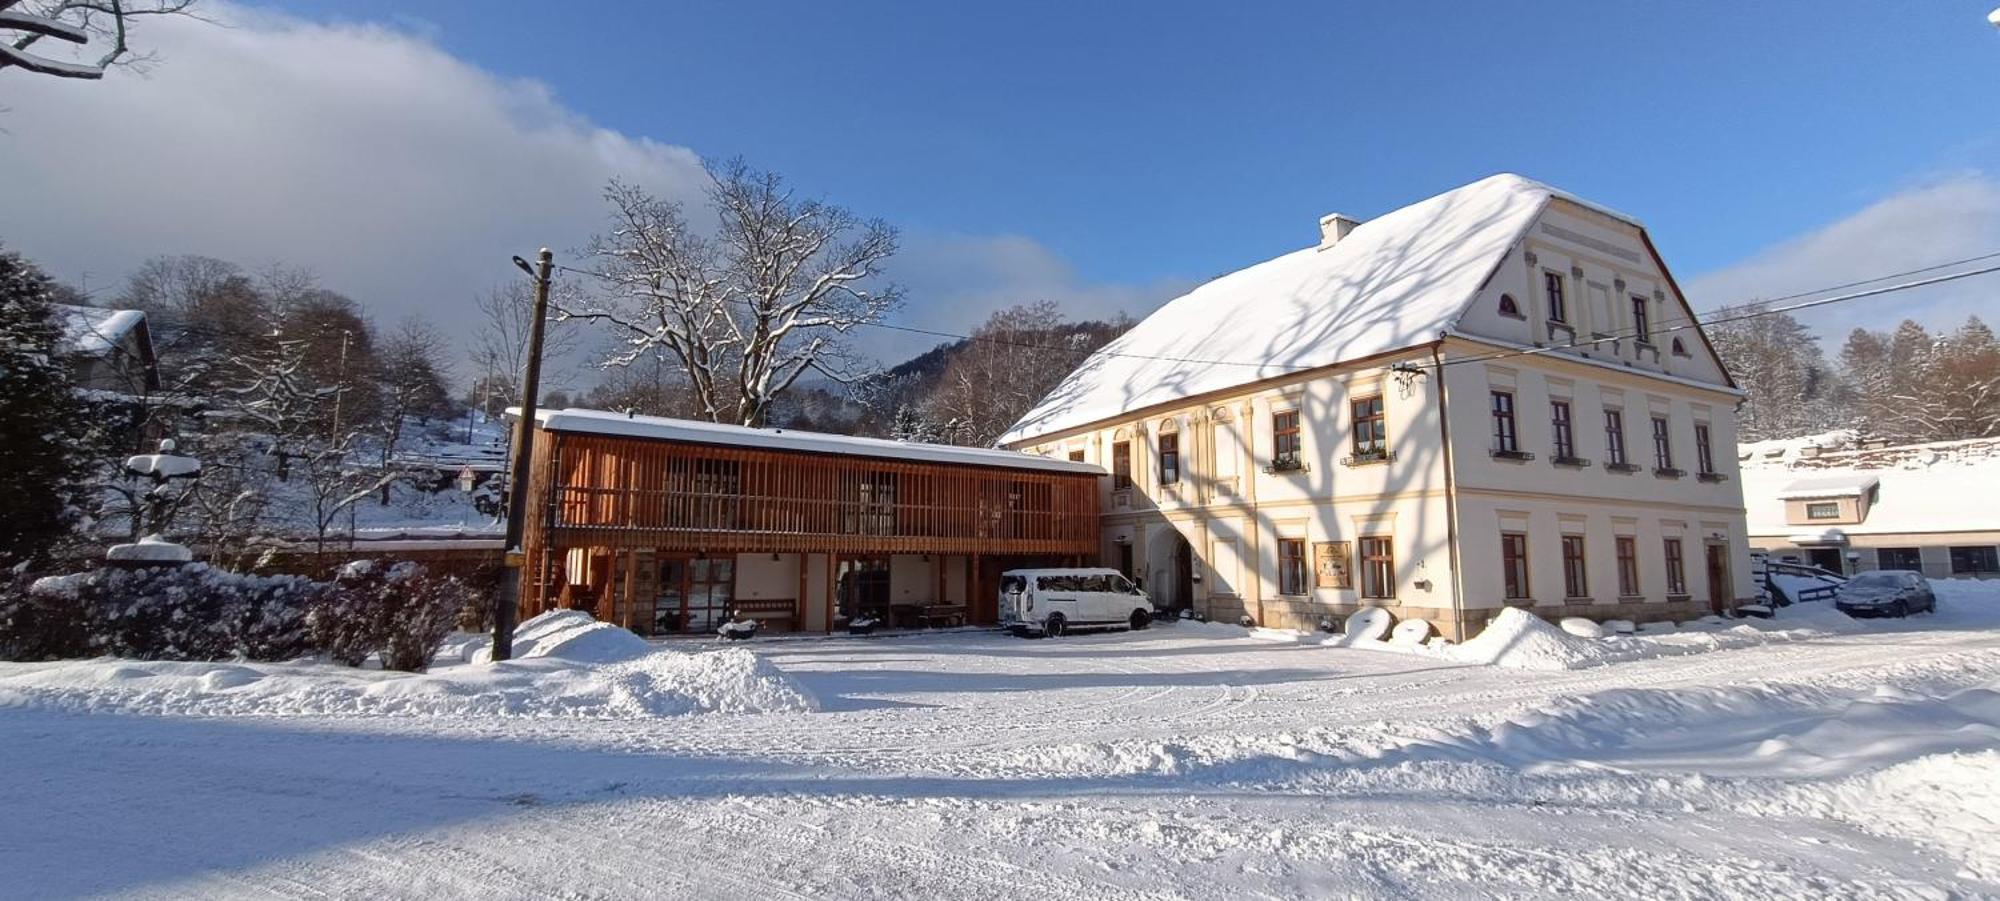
<box><xmin>1740</xmin><ymin>432</ymin><xmax>2000</xmax><ymax>579</ymax></box>
<box><xmin>511</xmin><ymin>408</ymin><xmax>1104</xmax><ymax>635</ymax></box>
<box><xmin>1001</xmin><ymin>173</ymin><xmax>1756</xmax><ymax>640</ymax></box>
<box><xmin>56</xmin><ymin>303</ymin><xmax>157</xmax><ymax>393</ymax></box>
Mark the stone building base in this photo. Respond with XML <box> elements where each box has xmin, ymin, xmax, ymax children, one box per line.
<box><xmin>1201</xmin><ymin>595</ymin><xmax>1735</xmax><ymax>643</ymax></box>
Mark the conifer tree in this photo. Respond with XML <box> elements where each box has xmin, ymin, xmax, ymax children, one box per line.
<box><xmin>0</xmin><ymin>246</ymin><xmax>95</xmax><ymax>567</ymax></box>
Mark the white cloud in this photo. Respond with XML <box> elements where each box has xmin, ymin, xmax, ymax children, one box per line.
<box><xmin>0</xmin><ymin>4</ymin><xmax>1166</xmax><ymax>387</ymax></box>
<box><xmin>1685</xmin><ymin>175</ymin><xmax>2000</xmax><ymax>344</ymax></box>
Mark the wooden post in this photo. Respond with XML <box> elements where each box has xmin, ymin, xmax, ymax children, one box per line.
<box><xmin>621</xmin><ymin>548</ymin><xmax>638</xmax><ymax>630</ymax></box>
<box><xmin>493</xmin><ymin>248</ymin><xmax>554</xmax><ymax>662</ymax></box>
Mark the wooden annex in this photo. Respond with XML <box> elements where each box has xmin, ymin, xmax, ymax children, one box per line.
<box><xmin>516</xmin><ymin>409</ymin><xmax>1104</xmax><ymax>635</ymax></box>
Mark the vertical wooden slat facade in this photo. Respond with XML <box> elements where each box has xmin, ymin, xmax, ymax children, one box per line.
<box><xmin>518</xmin><ymin>424</ymin><xmax>1102</xmax><ymax>628</ymax></box>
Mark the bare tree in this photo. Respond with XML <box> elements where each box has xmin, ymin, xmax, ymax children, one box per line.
<box><xmin>372</xmin><ymin>316</ymin><xmax>453</xmax><ymax>503</ymax></box>
<box><xmin>1</xmin><ymin>0</ymin><xmax>200</xmax><ymax>81</ymax></box>
<box><xmin>118</xmin><ymin>254</ymin><xmax>238</xmax><ymax>316</ymax></box>
<box><xmin>227</xmin><ymin>336</ymin><xmax>397</xmax><ymax>565</ymax></box>
<box><xmin>469</xmin><ymin>281</ymin><xmax>576</xmax><ymax>417</ymax></box>
<box><xmin>917</xmin><ymin>302</ymin><xmax>1132</xmax><ymax>446</ymax></box>
<box><xmin>566</xmin><ymin>159</ymin><xmax>902</xmax><ymax>426</ymax></box>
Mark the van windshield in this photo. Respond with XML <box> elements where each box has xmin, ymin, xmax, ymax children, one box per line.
<box><xmin>1000</xmin><ymin>575</ymin><xmax>1026</xmax><ymax>594</ymax></box>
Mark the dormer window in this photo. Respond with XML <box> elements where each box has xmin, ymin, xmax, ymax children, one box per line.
<box><xmin>1806</xmin><ymin>502</ymin><xmax>1840</xmax><ymax>520</ymax></box>
<box><xmin>1670</xmin><ymin>337</ymin><xmax>1689</xmax><ymax>357</ymax></box>
<box><xmin>1497</xmin><ymin>294</ymin><xmax>1524</xmax><ymax>319</ymax></box>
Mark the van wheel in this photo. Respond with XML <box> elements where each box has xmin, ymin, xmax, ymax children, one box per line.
<box><xmin>1129</xmin><ymin>609</ymin><xmax>1150</xmax><ymax>631</ymax></box>
<box><xmin>1044</xmin><ymin>614</ymin><xmax>1066</xmax><ymax>638</ymax></box>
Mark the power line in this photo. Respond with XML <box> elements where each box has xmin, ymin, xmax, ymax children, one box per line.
<box><xmin>1426</xmin><ymin>261</ymin><xmax>2000</xmax><ymax>372</ymax></box>
<box><xmin>548</xmin><ymin>263</ymin><xmax>1274</xmax><ymax>369</ymax></box>
<box><xmin>549</xmin><ymin>251</ymin><xmax>2000</xmax><ymax>375</ymax></box>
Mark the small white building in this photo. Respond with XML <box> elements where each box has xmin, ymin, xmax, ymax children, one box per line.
<box><xmin>1000</xmin><ymin>173</ymin><xmax>1757</xmax><ymax>639</ymax></box>
<box><xmin>1741</xmin><ymin>431</ymin><xmax>2000</xmax><ymax>579</ymax></box>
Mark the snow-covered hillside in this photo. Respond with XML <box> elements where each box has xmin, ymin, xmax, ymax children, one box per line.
<box><xmin>3</xmin><ymin>588</ymin><xmax>1998</xmax><ymax>898</ymax></box>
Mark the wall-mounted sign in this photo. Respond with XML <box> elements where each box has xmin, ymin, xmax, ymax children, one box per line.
<box><xmin>1315</xmin><ymin>541</ymin><xmax>1352</xmax><ymax>589</ymax></box>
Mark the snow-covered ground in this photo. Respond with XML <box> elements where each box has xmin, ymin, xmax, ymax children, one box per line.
<box><xmin>4</xmin><ymin>589</ymin><xmax>2000</xmax><ymax>898</ymax></box>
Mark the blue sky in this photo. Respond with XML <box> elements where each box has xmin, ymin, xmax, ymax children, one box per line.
<box><xmin>267</xmin><ymin>0</ymin><xmax>2000</xmax><ymax>290</ymax></box>
<box><xmin>5</xmin><ymin>1</ymin><xmax>1998</xmax><ymax>378</ymax></box>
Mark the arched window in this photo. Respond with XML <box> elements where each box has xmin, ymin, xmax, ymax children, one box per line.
<box><xmin>1670</xmin><ymin>337</ymin><xmax>1689</xmax><ymax>357</ymax></box>
<box><xmin>1497</xmin><ymin>293</ymin><xmax>1523</xmax><ymax>319</ymax></box>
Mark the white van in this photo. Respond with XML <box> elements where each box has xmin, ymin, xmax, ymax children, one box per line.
<box><xmin>999</xmin><ymin>568</ymin><xmax>1156</xmax><ymax>637</ymax></box>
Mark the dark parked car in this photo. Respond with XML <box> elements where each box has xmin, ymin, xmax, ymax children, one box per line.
<box><xmin>1834</xmin><ymin>570</ymin><xmax>1936</xmax><ymax>618</ymax></box>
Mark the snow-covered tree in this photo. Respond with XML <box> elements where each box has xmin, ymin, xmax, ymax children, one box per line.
<box><xmin>371</xmin><ymin>316</ymin><xmax>454</xmax><ymax>503</ymax></box>
<box><xmin>0</xmin><ymin>0</ymin><xmax>199</xmax><ymax>81</ymax></box>
<box><xmin>1845</xmin><ymin>317</ymin><xmax>2000</xmax><ymax>442</ymax></box>
<box><xmin>226</xmin><ymin>336</ymin><xmax>396</xmax><ymax>565</ymax></box>
<box><xmin>0</xmin><ymin>245</ymin><xmax>94</xmax><ymax>568</ymax></box>
<box><xmin>1706</xmin><ymin>302</ymin><xmax>1845</xmax><ymax>441</ymax></box>
<box><xmin>569</xmin><ymin>159</ymin><xmax>902</xmax><ymax>426</ymax></box>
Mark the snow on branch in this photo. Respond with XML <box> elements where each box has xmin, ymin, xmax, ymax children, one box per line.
<box><xmin>571</xmin><ymin>159</ymin><xmax>902</xmax><ymax>426</ymax></box>
<box><xmin>1</xmin><ymin>0</ymin><xmax>202</xmax><ymax>80</ymax></box>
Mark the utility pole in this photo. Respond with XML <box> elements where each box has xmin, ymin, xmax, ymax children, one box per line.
<box><xmin>493</xmin><ymin>248</ymin><xmax>554</xmax><ymax>662</ymax></box>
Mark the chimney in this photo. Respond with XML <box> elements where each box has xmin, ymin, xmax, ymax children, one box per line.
<box><xmin>1318</xmin><ymin>213</ymin><xmax>1361</xmax><ymax>250</ymax></box>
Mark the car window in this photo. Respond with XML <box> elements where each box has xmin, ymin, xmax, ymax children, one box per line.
<box><xmin>1114</xmin><ymin>575</ymin><xmax>1139</xmax><ymax>595</ymax></box>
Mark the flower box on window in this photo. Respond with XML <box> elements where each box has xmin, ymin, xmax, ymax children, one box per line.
<box><xmin>1340</xmin><ymin>449</ymin><xmax>1395</xmax><ymax>467</ymax></box>
<box><xmin>1265</xmin><ymin>455</ymin><xmax>1309</xmax><ymax>474</ymax></box>
<box><xmin>1697</xmin><ymin>472</ymin><xmax>1728</xmax><ymax>483</ymax></box>
<box><xmin>1491</xmin><ymin>449</ymin><xmax>1536</xmax><ymax>462</ymax></box>
<box><xmin>1550</xmin><ymin>455</ymin><xmax>1592</xmax><ymax>468</ymax></box>
<box><xmin>1653</xmin><ymin>466</ymin><xmax>1686</xmax><ymax>479</ymax></box>
<box><xmin>1604</xmin><ymin>461</ymin><xmax>1642</xmax><ymax>474</ymax></box>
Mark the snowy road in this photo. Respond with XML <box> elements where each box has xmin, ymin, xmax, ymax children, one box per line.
<box><xmin>6</xmin><ymin>603</ymin><xmax>2000</xmax><ymax>899</ymax></box>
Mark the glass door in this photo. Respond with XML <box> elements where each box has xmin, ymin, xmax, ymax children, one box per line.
<box><xmin>652</xmin><ymin>558</ymin><xmax>687</xmax><ymax>635</ymax></box>
<box><xmin>686</xmin><ymin>557</ymin><xmax>735</xmax><ymax>633</ymax></box>
<box><xmin>835</xmin><ymin>556</ymin><xmax>891</xmax><ymax>625</ymax></box>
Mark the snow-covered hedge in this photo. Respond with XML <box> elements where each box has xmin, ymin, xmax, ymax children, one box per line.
<box><xmin>309</xmin><ymin>560</ymin><xmax>471</xmax><ymax>672</ymax></box>
<box><xmin>2</xmin><ymin>564</ymin><xmax>328</xmax><ymax>662</ymax></box>
<box><xmin>0</xmin><ymin>559</ymin><xmax>473</xmax><ymax>672</ymax></box>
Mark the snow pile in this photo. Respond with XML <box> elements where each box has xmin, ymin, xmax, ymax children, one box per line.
<box><xmin>0</xmin><ymin>610</ymin><xmax>818</xmax><ymax>719</ymax></box>
<box><xmin>1829</xmin><ymin>751</ymin><xmax>2000</xmax><ymax>882</ymax></box>
<box><xmin>0</xmin><ymin>650</ymin><xmax>818</xmax><ymax>719</ymax></box>
<box><xmin>474</xmin><ymin>610</ymin><xmax>653</xmax><ymax>664</ymax></box>
<box><xmin>1447</xmin><ymin>608</ymin><xmax>1616</xmax><ymax>671</ymax></box>
<box><xmin>1557</xmin><ymin>617</ymin><xmax>1603</xmax><ymax>639</ymax></box>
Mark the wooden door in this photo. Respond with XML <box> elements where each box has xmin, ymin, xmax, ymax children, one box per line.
<box><xmin>1705</xmin><ymin>543</ymin><xmax>1731</xmax><ymax>615</ymax></box>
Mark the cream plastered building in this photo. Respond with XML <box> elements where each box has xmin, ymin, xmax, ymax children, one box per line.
<box><xmin>999</xmin><ymin>174</ymin><xmax>1757</xmax><ymax>641</ymax></box>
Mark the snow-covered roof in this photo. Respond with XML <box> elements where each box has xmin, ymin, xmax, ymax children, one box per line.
<box><xmin>529</xmin><ymin>408</ymin><xmax>1106</xmax><ymax>476</ymax></box>
<box><xmin>56</xmin><ymin>304</ymin><xmax>147</xmax><ymax>357</ymax></box>
<box><xmin>1774</xmin><ymin>475</ymin><xmax>1879</xmax><ymax>500</ymax></box>
<box><xmin>1000</xmin><ymin>173</ymin><xmax>1639</xmax><ymax>445</ymax></box>
<box><xmin>1743</xmin><ymin>445</ymin><xmax>2000</xmax><ymax>537</ymax></box>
